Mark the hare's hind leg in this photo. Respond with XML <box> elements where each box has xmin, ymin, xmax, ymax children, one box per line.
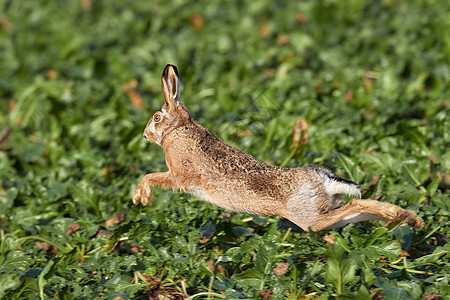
<box><xmin>133</xmin><ymin>172</ymin><xmax>173</xmax><ymax>205</ymax></box>
<box><xmin>310</xmin><ymin>199</ymin><xmax>423</xmax><ymax>231</ymax></box>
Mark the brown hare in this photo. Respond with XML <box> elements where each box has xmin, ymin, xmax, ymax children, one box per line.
<box><xmin>133</xmin><ymin>64</ymin><xmax>424</xmax><ymax>231</ymax></box>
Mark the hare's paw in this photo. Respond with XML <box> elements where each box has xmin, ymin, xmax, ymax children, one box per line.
<box><xmin>133</xmin><ymin>183</ymin><xmax>152</xmax><ymax>206</ymax></box>
<box><xmin>404</xmin><ymin>210</ymin><xmax>424</xmax><ymax>229</ymax></box>
<box><xmin>397</xmin><ymin>209</ymin><xmax>424</xmax><ymax>229</ymax></box>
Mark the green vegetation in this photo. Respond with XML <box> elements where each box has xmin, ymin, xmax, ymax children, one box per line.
<box><xmin>1</xmin><ymin>1</ymin><xmax>449</xmax><ymax>298</ymax></box>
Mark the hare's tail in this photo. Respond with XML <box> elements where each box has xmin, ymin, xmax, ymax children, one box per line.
<box><xmin>323</xmin><ymin>175</ymin><xmax>361</xmax><ymax>198</ymax></box>
<box><xmin>308</xmin><ymin>166</ymin><xmax>361</xmax><ymax>198</ymax></box>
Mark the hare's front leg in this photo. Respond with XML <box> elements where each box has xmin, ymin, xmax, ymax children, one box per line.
<box><xmin>309</xmin><ymin>199</ymin><xmax>424</xmax><ymax>231</ymax></box>
<box><xmin>133</xmin><ymin>172</ymin><xmax>173</xmax><ymax>205</ymax></box>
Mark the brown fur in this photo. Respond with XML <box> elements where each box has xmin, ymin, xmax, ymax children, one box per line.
<box><xmin>133</xmin><ymin>65</ymin><xmax>424</xmax><ymax>231</ymax></box>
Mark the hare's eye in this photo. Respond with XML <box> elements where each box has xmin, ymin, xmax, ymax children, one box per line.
<box><xmin>153</xmin><ymin>113</ymin><xmax>162</xmax><ymax>123</ymax></box>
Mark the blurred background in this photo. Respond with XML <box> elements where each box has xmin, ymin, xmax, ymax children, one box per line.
<box><xmin>0</xmin><ymin>0</ymin><xmax>449</xmax><ymax>298</ymax></box>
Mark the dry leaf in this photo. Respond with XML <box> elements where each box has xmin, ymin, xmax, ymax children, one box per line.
<box><xmin>277</xmin><ymin>34</ymin><xmax>290</xmax><ymax>44</ymax></box>
<box><xmin>105</xmin><ymin>212</ymin><xmax>126</xmax><ymax>226</ymax></box>
<box><xmin>436</xmin><ymin>171</ymin><xmax>450</xmax><ymax>186</ymax></box>
<box><xmin>36</xmin><ymin>241</ymin><xmax>51</xmax><ymax>251</ymax></box>
<box><xmin>47</xmin><ymin>70</ymin><xmax>58</xmax><ymax>80</ymax></box>
<box><xmin>197</xmin><ymin>236</ymin><xmax>211</xmax><ymax>244</ymax></box>
<box><xmin>265</xmin><ymin>69</ymin><xmax>275</xmax><ymax>77</ymax></box>
<box><xmin>128</xmin><ymin>89</ymin><xmax>143</xmax><ymax>109</ymax></box>
<box><xmin>103</xmin><ymin>164</ymin><xmax>117</xmax><ymax>179</ymax></box>
<box><xmin>295</xmin><ymin>12</ymin><xmax>307</xmax><ymax>24</ymax></box>
<box><xmin>66</xmin><ymin>224</ymin><xmax>83</xmax><ymax>236</ymax></box>
<box><xmin>363</xmin><ymin>70</ymin><xmax>376</xmax><ymax>93</ymax></box>
<box><xmin>371</xmin><ymin>174</ymin><xmax>380</xmax><ymax>186</ymax></box>
<box><xmin>258</xmin><ymin>289</ymin><xmax>273</xmax><ymax>300</ymax></box>
<box><xmin>292</xmin><ymin>118</ymin><xmax>308</xmax><ymax>149</ymax></box>
<box><xmin>0</xmin><ymin>14</ymin><xmax>11</xmax><ymax>30</ymax></box>
<box><xmin>273</xmin><ymin>262</ymin><xmax>289</xmax><ymax>276</ymax></box>
<box><xmin>315</xmin><ymin>85</ymin><xmax>323</xmax><ymax>94</ymax></box>
<box><xmin>121</xmin><ymin>79</ymin><xmax>138</xmax><ymax>91</ymax></box>
<box><xmin>0</xmin><ymin>127</ymin><xmax>13</xmax><ymax>150</ymax></box>
<box><xmin>258</xmin><ymin>24</ymin><xmax>270</xmax><ymax>37</ymax></box>
<box><xmin>8</xmin><ymin>100</ymin><xmax>15</xmax><ymax>110</ymax></box>
<box><xmin>190</xmin><ymin>14</ymin><xmax>203</xmax><ymax>31</ymax></box>
<box><xmin>372</xmin><ymin>194</ymin><xmax>383</xmax><ymax>200</ymax></box>
<box><xmin>400</xmin><ymin>250</ymin><xmax>410</xmax><ymax>257</ymax></box>
<box><xmin>81</xmin><ymin>0</ymin><xmax>92</xmax><ymax>10</ymax></box>
<box><xmin>213</xmin><ymin>248</ymin><xmax>223</xmax><ymax>255</ymax></box>
<box><xmin>130</xmin><ymin>243</ymin><xmax>144</xmax><ymax>253</ymax></box>
<box><xmin>421</xmin><ymin>292</ymin><xmax>444</xmax><ymax>300</ymax></box>
<box><xmin>323</xmin><ymin>234</ymin><xmax>335</xmax><ymax>244</ymax></box>
<box><xmin>36</xmin><ymin>242</ymin><xmax>58</xmax><ymax>255</ymax></box>
<box><xmin>122</xmin><ymin>79</ymin><xmax>143</xmax><ymax>109</ymax></box>
<box><xmin>206</xmin><ymin>260</ymin><xmax>225</xmax><ymax>273</ymax></box>
<box><xmin>130</xmin><ymin>271</ymin><xmax>184</xmax><ymax>299</ymax></box>
<box><xmin>345</xmin><ymin>90</ymin><xmax>353</xmax><ymax>102</ymax></box>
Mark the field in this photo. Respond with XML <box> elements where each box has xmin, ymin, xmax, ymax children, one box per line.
<box><xmin>0</xmin><ymin>1</ymin><xmax>449</xmax><ymax>299</ymax></box>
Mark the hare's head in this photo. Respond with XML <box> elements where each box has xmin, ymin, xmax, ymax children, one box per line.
<box><xmin>144</xmin><ymin>64</ymin><xmax>191</xmax><ymax>145</ymax></box>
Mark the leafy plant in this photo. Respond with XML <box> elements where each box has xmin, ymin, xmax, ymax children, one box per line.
<box><xmin>0</xmin><ymin>0</ymin><xmax>448</xmax><ymax>298</ymax></box>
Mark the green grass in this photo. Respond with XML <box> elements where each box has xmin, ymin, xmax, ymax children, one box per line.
<box><xmin>1</xmin><ymin>0</ymin><xmax>449</xmax><ymax>299</ymax></box>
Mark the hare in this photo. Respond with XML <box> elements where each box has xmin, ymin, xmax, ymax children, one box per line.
<box><xmin>133</xmin><ymin>64</ymin><xmax>424</xmax><ymax>231</ymax></box>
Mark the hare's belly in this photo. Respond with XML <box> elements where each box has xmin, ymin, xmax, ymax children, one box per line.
<box><xmin>187</xmin><ymin>185</ymin><xmax>281</xmax><ymax>215</ymax></box>
<box><xmin>188</xmin><ymin>186</ymin><xmax>237</xmax><ymax>210</ymax></box>
<box><xmin>188</xmin><ymin>186</ymin><xmax>213</xmax><ymax>203</ymax></box>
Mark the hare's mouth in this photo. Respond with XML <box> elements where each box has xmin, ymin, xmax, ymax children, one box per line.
<box><xmin>144</xmin><ymin>131</ymin><xmax>157</xmax><ymax>143</ymax></box>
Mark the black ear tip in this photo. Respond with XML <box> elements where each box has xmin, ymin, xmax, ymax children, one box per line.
<box><xmin>163</xmin><ymin>64</ymin><xmax>179</xmax><ymax>77</ymax></box>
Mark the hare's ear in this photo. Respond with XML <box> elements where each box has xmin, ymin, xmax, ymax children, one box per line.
<box><xmin>161</xmin><ymin>64</ymin><xmax>180</xmax><ymax>109</ymax></box>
